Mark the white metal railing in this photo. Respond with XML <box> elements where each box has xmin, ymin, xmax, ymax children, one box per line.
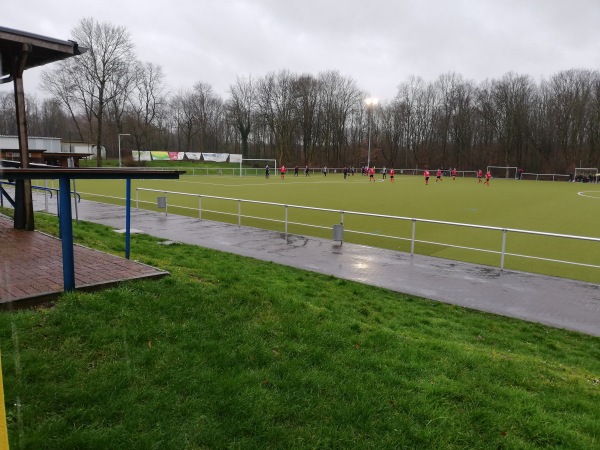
<box><xmin>132</xmin><ymin>188</ymin><xmax>600</xmax><ymax>275</ymax></box>
<box><xmin>520</xmin><ymin>173</ymin><xmax>571</xmax><ymax>182</ymax></box>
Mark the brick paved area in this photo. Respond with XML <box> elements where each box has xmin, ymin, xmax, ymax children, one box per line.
<box><xmin>0</xmin><ymin>218</ymin><xmax>168</xmax><ymax>308</ymax></box>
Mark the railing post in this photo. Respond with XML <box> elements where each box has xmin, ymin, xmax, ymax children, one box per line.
<box><xmin>125</xmin><ymin>178</ymin><xmax>131</xmax><ymax>260</ymax></box>
<box><xmin>341</xmin><ymin>211</ymin><xmax>344</xmax><ymax>225</ymax></box>
<box><xmin>44</xmin><ymin>179</ymin><xmax>48</xmax><ymax>211</ymax></box>
<box><xmin>411</xmin><ymin>219</ymin><xmax>416</xmax><ymax>255</ymax></box>
<box><xmin>135</xmin><ymin>188</ymin><xmax>139</xmax><ymax>210</ymax></box>
<box><xmin>501</xmin><ymin>228</ymin><xmax>507</xmax><ymax>270</ymax></box>
<box><xmin>238</xmin><ymin>200</ymin><xmax>241</xmax><ymax>226</ymax></box>
<box><xmin>285</xmin><ymin>205</ymin><xmax>288</xmax><ymax>241</ymax></box>
<box><xmin>164</xmin><ymin>191</ymin><xmax>168</xmax><ymax>216</ymax></box>
<box><xmin>198</xmin><ymin>196</ymin><xmax>202</xmax><ymax>220</ymax></box>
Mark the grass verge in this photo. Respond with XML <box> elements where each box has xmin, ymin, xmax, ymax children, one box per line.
<box><xmin>1</xmin><ymin>212</ymin><xmax>600</xmax><ymax>449</ymax></box>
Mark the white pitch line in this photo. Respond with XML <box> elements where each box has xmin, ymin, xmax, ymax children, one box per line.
<box><xmin>172</xmin><ymin>178</ymin><xmax>373</xmax><ymax>187</ymax></box>
<box><xmin>577</xmin><ymin>191</ymin><xmax>600</xmax><ymax>200</ymax></box>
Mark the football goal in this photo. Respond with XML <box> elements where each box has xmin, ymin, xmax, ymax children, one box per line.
<box><xmin>574</xmin><ymin>167</ymin><xmax>598</xmax><ymax>183</ymax></box>
<box><xmin>487</xmin><ymin>166</ymin><xmax>518</xmax><ymax>179</ymax></box>
<box><xmin>239</xmin><ymin>159</ymin><xmax>277</xmax><ymax>177</ymax></box>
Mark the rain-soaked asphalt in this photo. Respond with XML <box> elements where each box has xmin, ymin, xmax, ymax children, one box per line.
<box><xmin>33</xmin><ymin>194</ymin><xmax>600</xmax><ymax>337</ymax></box>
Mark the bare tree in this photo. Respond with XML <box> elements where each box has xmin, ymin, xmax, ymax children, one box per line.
<box><xmin>124</xmin><ymin>62</ymin><xmax>167</xmax><ymax>154</ymax></box>
<box><xmin>448</xmin><ymin>78</ymin><xmax>477</xmax><ymax>168</ymax></box>
<box><xmin>40</xmin><ymin>59</ymin><xmax>87</xmax><ymax>141</ymax></box>
<box><xmin>0</xmin><ymin>92</ymin><xmax>17</xmax><ymax>135</ymax></box>
<box><xmin>171</xmin><ymin>89</ymin><xmax>197</xmax><ymax>152</ymax></box>
<box><xmin>491</xmin><ymin>72</ymin><xmax>535</xmax><ymax>169</ymax></box>
<box><xmin>379</xmin><ymin>101</ymin><xmax>403</xmax><ymax>168</ymax></box>
<box><xmin>226</xmin><ymin>76</ymin><xmax>255</xmax><ymax>158</ymax></box>
<box><xmin>396</xmin><ymin>77</ymin><xmax>437</xmax><ymax>167</ymax></box>
<box><xmin>318</xmin><ymin>70</ymin><xmax>363</xmax><ymax>166</ymax></box>
<box><xmin>544</xmin><ymin>69</ymin><xmax>598</xmax><ymax>171</ymax></box>
<box><xmin>41</xmin><ymin>17</ymin><xmax>135</xmax><ymax>166</ymax></box>
<box><xmin>192</xmin><ymin>82</ymin><xmax>223</xmax><ymax>152</ymax></box>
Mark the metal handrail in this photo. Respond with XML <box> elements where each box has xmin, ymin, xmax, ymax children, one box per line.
<box><xmin>130</xmin><ymin>187</ymin><xmax>600</xmax><ymax>276</ymax></box>
<box><xmin>0</xmin><ymin>181</ymin><xmax>81</xmax><ymax>202</ymax></box>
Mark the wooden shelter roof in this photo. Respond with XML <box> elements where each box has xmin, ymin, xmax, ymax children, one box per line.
<box><xmin>0</xmin><ymin>25</ymin><xmax>85</xmax><ymax>82</ymax></box>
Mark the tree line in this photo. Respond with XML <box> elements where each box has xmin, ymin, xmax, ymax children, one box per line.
<box><xmin>1</xmin><ymin>17</ymin><xmax>599</xmax><ymax>173</ymax></box>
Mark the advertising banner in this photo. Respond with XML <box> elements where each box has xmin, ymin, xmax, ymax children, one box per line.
<box><xmin>151</xmin><ymin>151</ymin><xmax>170</xmax><ymax>161</ymax></box>
<box><xmin>132</xmin><ymin>151</ymin><xmax>152</xmax><ymax>161</ymax></box>
<box><xmin>185</xmin><ymin>152</ymin><xmax>202</xmax><ymax>161</ymax></box>
<box><xmin>202</xmin><ymin>153</ymin><xmax>229</xmax><ymax>162</ymax></box>
<box><xmin>229</xmin><ymin>154</ymin><xmax>242</xmax><ymax>163</ymax></box>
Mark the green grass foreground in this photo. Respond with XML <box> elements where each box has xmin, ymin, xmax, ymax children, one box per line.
<box><xmin>2</xmin><ymin>213</ymin><xmax>600</xmax><ymax>449</ymax></box>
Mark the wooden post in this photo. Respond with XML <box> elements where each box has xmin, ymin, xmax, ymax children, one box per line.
<box><xmin>13</xmin><ymin>43</ymin><xmax>34</xmax><ymax>231</ymax></box>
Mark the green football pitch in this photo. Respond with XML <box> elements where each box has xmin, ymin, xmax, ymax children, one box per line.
<box><xmin>42</xmin><ymin>172</ymin><xmax>600</xmax><ymax>283</ymax></box>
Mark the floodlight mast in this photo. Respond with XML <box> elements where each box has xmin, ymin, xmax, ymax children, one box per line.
<box><xmin>365</xmin><ymin>97</ymin><xmax>378</xmax><ymax>169</ymax></box>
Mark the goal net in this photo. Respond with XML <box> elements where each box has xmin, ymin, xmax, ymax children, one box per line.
<box><xmin>487</xmin><ymin>166</ymin><xmax>518</xmax><ymax>179</ymax></box>
<box><xmin>574</xmin><ymin>167</ymin><xmax>598</xmax><ymax>183</ymax></box>
<box><xmin>239</xmin><ymin>159</ymin><xmax>277</xmax><ymax>177</ymax></box>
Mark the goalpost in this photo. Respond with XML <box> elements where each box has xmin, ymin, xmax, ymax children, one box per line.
<box><xmin>487</xmin><ymin>166</ymin><xmax>518</xmax><ymax>179</ymax></box>
<box><xmin>240</xmin><ymin>158</ymin><xmax>277</xmax><ymax>177</ymax></box>
<box><xmin>574</xmin><ymin>167</ymin><xmax>598</xmax><ymax>183</ymax></box>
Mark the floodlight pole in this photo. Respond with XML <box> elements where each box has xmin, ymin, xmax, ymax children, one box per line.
<box><xmin>365</xmin><ymin>97</ymin><xmax>378</xmax><ymax>169</ymax></box>
<box><xmin>118</xmin><ymin>133</ymin><xmax>130</xmax><ymax>167</ymax></box>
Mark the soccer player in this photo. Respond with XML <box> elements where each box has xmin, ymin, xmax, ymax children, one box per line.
<box><xmin>436</xmin><ymin>168</ymin><xmax>443</xmax><ymax>182</ymax></box>
<box><xmin>477</xmin><ymin>169</ymin><xmax>483</xmax><ymax>183</ymax></box>
<box><xmin>305</xmin><ymin>165</ymin><xmax>310</xmax><ymax>176</ymax></box>
<box><xmin>369</xmin><ymin>166</ymin><xmax>375</xmax><ymax>182</ymax></box>
<box><xmin>389</xmin><ymin>168</ymin><xmax>395</xmax><ymax>182</ymax></box>
<box><xmin>424</xmin><ymin>169</ymin><xmax>430</xmax><ymax>185</ymax></box>
<box><xmin>280</xmin><ymin>165</ymin><xmax>286</xmax><ymax>180</ymax></box>
<box><xmin>484</xmin><ymin>170</ymin><xmax>491</xmax><ymax>185</ymax></box>
<box><xmin>294</xmin><ymin>166</ymin><xmax>299</xmax><ymax>177</ymax></box>
<box><xmin>265</xmin><ymin>165</ymin><xmax>270</xmax><ymax>179</ymax></box>
<box><xmin>382</xmin><ymin>167</ymin><xmax>387</xmax><ymax>180</ymax></box>
<box><xmin>452</xmin><ymin>168</ymin><xmax>457</xmax><ymax>180</ymax></box>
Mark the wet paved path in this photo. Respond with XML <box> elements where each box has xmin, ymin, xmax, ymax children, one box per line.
<box><xmin>23</xmin><ymin>193</ymin><xmax>600</xmax><ymax>337</ymax></box>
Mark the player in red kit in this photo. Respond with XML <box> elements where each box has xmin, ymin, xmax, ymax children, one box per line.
<box><xmin>436</xmin><ymin>168</ymin><xmax>443</xmax><ymax>182</ymax></box>
<box><xmin>369</xmin><ymin>166</ymin><xmax>375</xmax><ymax>182</ymax></box>
<box><xmin>424</xmin><ymin>169</ymin><xmax>430</xmax><ymax>185</ymax></box>
<box><xmin>451</xmin><ymin>168</ymin><xmax>457</xmax><ymax>180</ymax></box>
<box><xmin>484</xmin><ymin>170</ymin><xmax>491</xmax><ymax>185</ymax></box>
<box><xmin>389</xmin><ymin>168</ymin><xmax>395</xmax><ymax>182</ymax></box>
<box><xmin>280</xmin><ymin>165</ymin><xmax>286</xmax><ymax>180</ymax></box>
<box><xmin>477</xmin><ymin>169</ymin><xmax>483</xmax><ymax>183</ymax></box>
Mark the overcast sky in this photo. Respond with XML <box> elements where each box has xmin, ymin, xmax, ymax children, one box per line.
<box><xmin>3</xmin><ymin>0</ymin><xmax>600</xmax><ymax>102</ymax></box>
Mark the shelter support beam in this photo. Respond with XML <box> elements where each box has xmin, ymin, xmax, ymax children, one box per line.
<box><xmin>59</xmin><ymin>176</ymin><xmax>75</xmax><ymax>291</ymax></box>
<box><xmin>13</xmin><ymin>43</ymin><xmax>34</xmax><ymax>230</ymax></box>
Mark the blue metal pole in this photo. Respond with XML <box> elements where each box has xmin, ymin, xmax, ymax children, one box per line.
<box><xmin>58</xmin><ymin>176</ymin><xmax>75</xmax><ymax>291</ymax></box>
<box><xmin>125</xmin><ymin>178</ymin><xmax>131</xmax><ymax>259</ymax></box>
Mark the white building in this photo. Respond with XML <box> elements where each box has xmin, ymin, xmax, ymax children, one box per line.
<box><xmin>0</xmin><ymin>135</ymin><xmax>62</xmax><ymax>152</ymax></box>
<box><xmin>0</xmin><ymin>135</ymin><xmax>105</xmax><ymax>159</ymax></box>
